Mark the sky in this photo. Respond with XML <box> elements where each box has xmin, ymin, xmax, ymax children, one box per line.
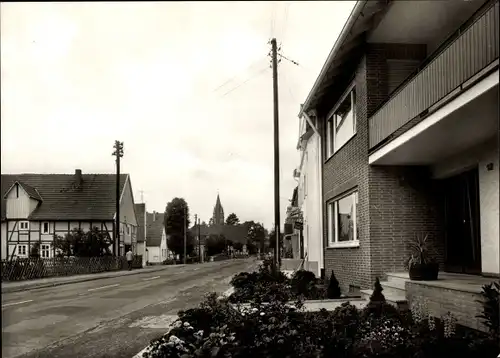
<box><xmin>1</xmin><ymin>1</ymin><xmax>355</xmax><ymax>230</ymax></box>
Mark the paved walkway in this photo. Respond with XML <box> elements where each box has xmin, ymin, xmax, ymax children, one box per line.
<box><xmin>1</xmin><ymin>265</ymin><xmax>185</xmax><ymax>294</ymax></box>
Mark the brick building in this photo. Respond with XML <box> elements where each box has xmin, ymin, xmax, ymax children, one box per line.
<box><xmin>297</xmin><ymin>0</ymin><xmax>499</xmax><ymax>331</ymax></box>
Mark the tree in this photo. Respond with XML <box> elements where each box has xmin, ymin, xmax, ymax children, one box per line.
<box><xmin>53</xmin><ymin>227</ymin><xmax>113</xmax><ymax>257</ymax></box>
<box><xmin>245</xmin><ymin>239</ymin><xmax>258</xmax><ymax>254</ymax></box>
<box><xmin>268</xmin><ymin>229</ymin><xmax>284</xmax><ymax>250</ymax></box>
<box><xmin>165</xmin><ymin>198</ymin><xmax>194</xmax><ymax>259</ymax></box>
<box><xmin>244</xmin><ymin>221</ymin><xmax>266</xmax><ymax>253</ymax></box>
<box><xmin>205</xmin><ymin>234</ymin><xmax>226</xmax><ymax>256</ymax></box>
<box><xmin>225</xmin><ymin>213</ymin><xmax>240</xmax><ymax>226</ymax></box>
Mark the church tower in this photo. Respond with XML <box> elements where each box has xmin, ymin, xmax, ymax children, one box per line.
<box><xmin>212</xmin><ymin>193</ymin><xmax>225</xmax><ymax>225</ymax></box>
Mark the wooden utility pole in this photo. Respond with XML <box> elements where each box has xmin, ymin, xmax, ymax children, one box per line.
<box><xmin>271</xmin><ymin>38</ymin><xmax>281</xmax><ymax>269</ymax></box>
<box><xmin>198</xmin><ymin>217</ymin><xmax>201</xmax><ymax>263</ymax></box>
<box><xmin>112</xmin><ymin>140</ymin><xmax>124</xmax><ymax>256</ymax></box>
<box><xmin>183</xmin><ymin>206</ymin><xmax>187</xmax><ymax>265</ymax></box>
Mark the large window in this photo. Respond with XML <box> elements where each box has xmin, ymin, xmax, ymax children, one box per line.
<box><xmin>326</xmin><ymin>86</ymin><xmax>356</xmax><ymax>158</ymax></box>
<box><xmin>327</xmin><ymin>191</ymin><xmax>359</xmax><ymax>248</ymax></box>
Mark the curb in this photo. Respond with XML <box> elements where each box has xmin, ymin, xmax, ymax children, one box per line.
<box><xmin>1</xmin><ymin>265</ymin><xmax>185</xmax><ymax>294</ymax></box>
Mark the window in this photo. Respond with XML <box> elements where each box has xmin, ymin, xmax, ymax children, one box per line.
<box><xmin>41</xmin><ymin>244</ymin><xmax>50</xmax><ymax>258</ymax></box>
<box><xmin>17</xmin><ymin>245</ymin><xmax>27</xmax><ymax>256</ymax></box>
<box><xmin>326</xmin><ymin>86</ymin><xmax>356</xmax><ymax>157</ymax></box>
<box><xmin>16</xmin><ymin>184</ymin><xmax>19</xmax><ymax>198</ymax></box>
<box><xmin>19</xmin><ymin>221</ymin><xmax>29</xmax><ymax>231</ymax></box>
<box><xmin>126</xmin><ymin>225</ymin><xmax>130</xmax><ymax>235</ymax></box>
<box><xmin>42</xmin><ymin>222</ymin><xmax>50</xmax><ymax>234</ymax></box>
<box><xmin>327</xmin><ymin>191</ymin><xmax>359</xmax><ymax>248</ymax></box>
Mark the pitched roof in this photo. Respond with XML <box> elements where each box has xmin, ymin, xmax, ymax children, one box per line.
<box><xmin>1</xmin><ymin>173</ymin><xmax>128</xmax><ymax>221</ymax></box>
<box><xmin>4</xmin><ymin>181</ymin><xmax>44</xmax><ymax>201</ymax></box>
<box><xmin>189</xmin><ymin>223</ymin><xmax>249</xmax><ymax>245</ymax></box>
<box><xmin>134</xmin><ymin>203</ymin><xmax>146</xmax><ymax>243</ymax></box>
<box><xmin>146</xmin><ymin>212</ymin><xmax>164</xmax><ymax>247</ymax></box>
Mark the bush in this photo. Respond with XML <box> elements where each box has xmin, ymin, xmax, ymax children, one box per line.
<box><xmin>476</xmin><ymin>281</ymin><xmax>500</xmax><ymax>339</ymax></box>
<box><xmin>143</xmin><ymin>277</ymin><xmax>497</xmax><ymax>358</ymax></box>
<box><xmin>291</xmin><ymin>270</ymin><xmax>318</xmax><ymax>297</ymax></box>
<box><xmin>327</xmin><ymin>270</ymin><xmax>342</xmax><ymax>299</ymax></box>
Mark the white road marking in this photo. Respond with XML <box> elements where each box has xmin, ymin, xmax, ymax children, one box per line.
<box><xmin>143</xmin><ymin>276</ymin><xmax>160</xmax><ymax>281</ymax></box>
<box><xmin>2</xmin><ymin>300</ymin><xmax>33</xmax><ymax>308</ymax></box>
<box><xmin>87</xmin><ymin>284</ymin><xmax>119</xmax><ymax>292</ymax></box>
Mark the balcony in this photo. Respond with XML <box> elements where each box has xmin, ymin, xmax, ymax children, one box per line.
<box><xmin>369</xmin><ymin>1</ymin><xmax>499</xmax><ymax>151</ymax></box>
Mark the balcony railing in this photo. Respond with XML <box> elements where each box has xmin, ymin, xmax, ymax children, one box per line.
<box><xmin>369</xmin><ymin>1</ymin><xmax>499</xmax><ymax>150</ymax></box>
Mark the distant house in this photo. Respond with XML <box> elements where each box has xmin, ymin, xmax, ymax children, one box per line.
<box><xmin>145</xmin><ymin>211</ymin><xmax>168</xmax><ymax>263</ymax></box>
<box><xmin>135</xmin><ymin>203</ymin><xmax>147</xmax><ymax>267</ymax></box>
<box><xmin>1</xmin><ymin>169</ymin><xmax>138</xmax><ymax>260</ymax></box>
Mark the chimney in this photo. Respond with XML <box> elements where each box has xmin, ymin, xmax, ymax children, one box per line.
<box><xmin>153</xmin><ymin>211</ymin><xmax>156</xmax><ymax>222</ymax></box>
<box><xmin>75</xmin><ymin>169</ymin><xmax>83</xmax><ymax>187</ymax></box>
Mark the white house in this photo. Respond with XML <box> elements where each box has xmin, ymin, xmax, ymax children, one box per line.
<box><xmin>294</xmin><ymin>112</ymin><xmax>324</xmax><ymax>277</ymax></box>
<box><xmin>145</xmin><ymin>211</ymin><xmax>168</xmax><ymax>264</ymax></box>
<box><xmin>1</xmin><ymin>170</ymin><xmax>138</xmax><ymax>260</ymax></box>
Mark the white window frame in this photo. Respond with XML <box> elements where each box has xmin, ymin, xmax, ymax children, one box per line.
<box><xmin>327</xmin><ymin>190</ymin><xmax>359</xmax><ymax>249</ymax></box>
<box><xmin>326</xmin><ymin>83</ymin><xmax>357</xmax><ymax>158</ymax></box>
<box><xmin>19</xmin><ymin>221</ymin><xmax>29</xmax><ymax>231</ymax></box>
<box><xmin>42</xmin><ymin>222</ymin><xmax>50</xmax><ymax>234</ymax></box>
<box><xmin>41</xmin><ymin>244</ymin><xmax>50</xmax><ymax>258</ymax></box>
<box><xmin>17</xmin><ymin>244</ymin><xmax>27</xmax><ymax>257</ymax></box>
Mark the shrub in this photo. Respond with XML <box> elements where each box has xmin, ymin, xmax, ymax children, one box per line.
<box><xmin>327</xmin><ymin>270</ymin><xmax>342</xmax><ymax>299</ymax></box>
<box><xmin>476</xmin><ymin>281</ymin><xmax>500</xmax><ymax>339</ymax></box>
<box><xmin>291</xmin><ymin>270</ymin><xmax>318</xmax><ymax>297</ymax></box>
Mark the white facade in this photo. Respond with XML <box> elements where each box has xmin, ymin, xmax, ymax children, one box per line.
<box><xmin>147</xmin><ymin>228</ymin><xmax>168</xmax><ymax>264</ymax></box>
<box><xmin>296</xmin><ymin>116</ymin><xmax>323</xmax><ymax>277</ymax></box>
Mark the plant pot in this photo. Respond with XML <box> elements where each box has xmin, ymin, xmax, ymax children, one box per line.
<box><xmin>409</xmin><ymin>262</ymin><xmax>439</xmax><ymax>281</ymax></box>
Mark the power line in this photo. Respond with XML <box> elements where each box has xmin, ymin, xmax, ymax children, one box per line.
<box><xmin>281</xmin><ymin>3</ymin><xmax>290</xmax><ymax>46</ymax></box>
<box><xmin>212</xmin><ymin>56</ymin><xmax>268</xmax><ymax>93</ymax></box>
<box><xmin>218</xmin><ymin>66</ymin><xmax>270</xmax><ymax>97</ymax></box>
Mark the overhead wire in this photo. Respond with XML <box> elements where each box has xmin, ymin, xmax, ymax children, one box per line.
<box><xmin>218</xmin><ymin>66</ymin><xmax>270</xmax><ymax>98</ymax></box>
<box><xmin>212</xmin><ymin>56</ymin><xmax>268</xmax><ymax>93</ymax></box>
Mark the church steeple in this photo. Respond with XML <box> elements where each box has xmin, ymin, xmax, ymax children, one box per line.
<box><xmin>212</xmin><ymin>192</ymin><xmax>225</xmax><ymax>225</ymax></box>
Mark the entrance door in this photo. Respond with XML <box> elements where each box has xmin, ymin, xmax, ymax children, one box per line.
<box><xmin>443</xmin><ymin>168</ymin><xmax>482</xmax><ymax>274</ymax></box>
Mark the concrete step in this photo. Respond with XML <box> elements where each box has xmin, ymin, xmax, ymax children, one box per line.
<box><xmin>386</xmin><ymin>272</ymin><xmax>410</xmax><ymax>288</ymax></box>
<box><xmin>361</xmin><ymin>289</ymin><xmax>408</xmax><ymax>311</ymax></box>
<box><xmin>381</xmin><ymin>281</ymin><xmax>406</xmax><ymax>296</ymax></box>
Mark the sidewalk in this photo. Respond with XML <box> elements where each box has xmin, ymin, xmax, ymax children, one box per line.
<box><xmin>1</xmin><ymin>264</ymin><xmax>185</xmax><ymax>294</ymax></box>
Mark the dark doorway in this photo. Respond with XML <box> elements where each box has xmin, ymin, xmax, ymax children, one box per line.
<box><xmin>442</xmin><ymin>167</ymin><xmax>482</xmax><ymax>274</ymax></box>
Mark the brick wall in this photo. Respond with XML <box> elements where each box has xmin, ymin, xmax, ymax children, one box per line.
<box><xmin>322</xmin><ymin>56</ymin><xmax>372</xmax><ymax>293</ymax></box>
<box><xmin>368</xmin><ymin>166</ymin><xmax>445</xmax><ymax>283</ymax></box>
<box><xmin>406</xmin><ymin>282</ymin><xmax>487</xmax><ymax>332</ymax></box>
<box><xmin>319</xmin><ymin>43</ymin><xmax>435</xmax><ymax>292</ymax></box>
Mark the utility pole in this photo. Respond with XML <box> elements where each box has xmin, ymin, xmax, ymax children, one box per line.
<box><xmin>194</xmin><ymin>214</ymin><xmax>198</xmax><ymax>261</ymax></box>
<box><xmin>198</xmin><ymin>217</ymin><xmax>201</xmax><ymax>263</ymax></box>
<box><xmin>271</xmin><ymin>38</ymin><xmax>281</xmax><ymax>269</ymax></box>
<box><xmin>183</xmin><ymin>205</ymin><xmax>187</xmax><ymax>265</ymax></box>
<box><xmin>112</xmin><ymin>140</ymin><xmax>124</xmax><ymax>256</ymax></box>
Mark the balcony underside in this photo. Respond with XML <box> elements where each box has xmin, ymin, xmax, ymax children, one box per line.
<box><xmin>369</xmin><ymin>71</ymin><xmax>498</xmax><ymax>165</ymax></box>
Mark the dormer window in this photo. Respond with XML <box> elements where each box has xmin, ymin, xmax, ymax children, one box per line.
<box><xmin>19</xmin><ymin>221</ymin><xmax>29</xmax><ymax>231</ymax></box>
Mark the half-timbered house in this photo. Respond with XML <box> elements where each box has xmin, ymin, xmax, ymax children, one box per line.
<box><xmin>1</xmin><ymin>169</ymin><xmax>138</xmax><ymax>260</ymax></box>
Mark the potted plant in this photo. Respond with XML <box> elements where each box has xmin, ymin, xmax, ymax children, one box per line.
<box><xmin>404</xmin><ymin>233</ymin><xmax>439</xmax><ymax>281</ymax></box>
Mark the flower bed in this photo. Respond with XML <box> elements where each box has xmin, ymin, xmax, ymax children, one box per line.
<box><xmin>140</xmin><ymin>263</ymin><xmax>499</xmax><ymax>358</ymax></box>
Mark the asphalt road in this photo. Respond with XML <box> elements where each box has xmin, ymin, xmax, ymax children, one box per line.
<box><xmin>2</xmin><ymin>258</ymin><xmax>257</xmax><ymax>358</ymax></box>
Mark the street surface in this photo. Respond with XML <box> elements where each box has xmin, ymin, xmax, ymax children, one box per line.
<box><xmin>2</xmin><ymin>258</ymin><xmax>257</xmax><ymax>358</ymax></box>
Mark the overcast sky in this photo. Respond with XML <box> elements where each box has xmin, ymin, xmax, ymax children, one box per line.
<box><xmin>1</xmin><ymin>1</ymin><xmax>355</xmax><ymax>230</ymax></box>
